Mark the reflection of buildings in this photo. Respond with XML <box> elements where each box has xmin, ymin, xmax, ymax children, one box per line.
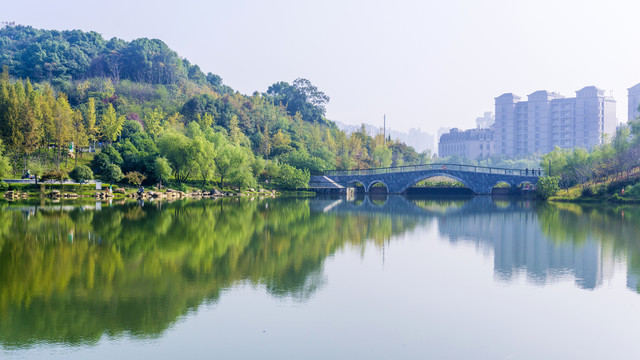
<box><xmin>438</xmin><ymin>205</ymin><xmax>607</xmax><ymax>290</ymax></box>
<box><xmin>627</xmin><ymin>272</ymin><xmax>639</xmax><ymax>292</ymax></box>
<box><xmin>320</xmin><ymin>196</ymin><xmax>630</xmax><ymax>293</ymax></box>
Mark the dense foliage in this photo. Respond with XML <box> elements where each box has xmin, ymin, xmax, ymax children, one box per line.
<box><xmin>536</xmin><ymin>176</ymin><xmax>560</xmax><ymax>200</ymax></box>
<box><xmin>540</xmin><ymin>121</ymin><xmax>640</xmax><ymax>195</ymax></box>
<box><xmin>69</xmin><ymin>165</ymin><xmax>93</xmax><ymax>183</ymax></box>
<box><xmin>0</xmin><ymin>25</ymin><xmax>226</xmax><ymax>90</ymax></box>
<box><xmin>0</xmin><ymin>26</ymin><xmax>428</xmax><ymax>189</ymax></box>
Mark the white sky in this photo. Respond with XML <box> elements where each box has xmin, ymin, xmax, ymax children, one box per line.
<box><xmin>5</xmin><ymin>0</ymin><xmax>640</xmax><ymax>134</ymax></box>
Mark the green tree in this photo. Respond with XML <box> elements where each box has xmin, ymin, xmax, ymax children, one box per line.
<box><xmin>540</xmin><ymin>147</ymin><xmax>569</xmax><ymax>178</ymax></box>
<box><xmin>85</xmin><ymin>97</ymin><xmax>98</xmax><ymax>146</ymax></box>
<box><xmin>90</xmin><ymin>153</ymin><xmax>110</xmax><ymax>175</ymax></box>
<box><xmin>0</xmin><ymin>140</ymin><xmax>12</xmax><ymax>177</ymax></box>
<box><xmin>21</xmin><ymin>79</ymin><xmax>42</xmax><ymax>162</ymax></box>
<box><xmin>144</xmin><ymin>107</ymin><xmax>164</xmax><ymax>140</ymax></box>
<box><xmin>99</xmin><ymin>103</ymin><xmax>124</xmax><ymax>144</ymax></box>
<box><xmin>103</xmin><ymin>164</ymin><xmax>123</xmax><ymax>185</ymax></box>
<box><xmin>273</xmin><ymin>163</ymin><xmax>309</xmax><ymax>190</ymax></box>
<box><xmin>370</xmin><ymin>134</ymin><xmax>393</xmax><ymax>168</ymax></box>
<box><xmin>266</xmin><ymin>78</ymin><xmax>329</xmax><ymax>123</ymax></box>
<box><xmin>71</xmin><ymin>109</ymin><xmax>88</xmax><ymax>165</ymax></box>
<box><xmin>537</xmin><ymin>176</ymin><xmax>560</xmax><ymax>200</ymax></box>
<box><xmin>214</xmin><ymin>141</ymin><xmax>253</xmax><ymax>189</ymax></box>
<box><xmin>124</xmin><ymin>171</ymin><xmax>147</xmax><ymax>187</ymax></box>
<box><xmin>69</xmin><ymin>165</ymin><xmax>94</xmax><ymax>183</ymax></box>
<box><xmin>52</xmin><ymin>94</ymin><xmax>73</xmax><ymax>169</ymax></box>
<box><xmin>153</xmin><ymin>156</ymin><xmax>172</xmax><ymax>186</ymax></box>
<box><xmin>192</xmin><ymin>137</ymin><xmax>216</xmax><ymax>187</ymax></box>
<box><xmin>157</xmin><ymin>131</ymin><xmax>199</xmax><ymax>183</ymax></box>
<box><xmin>27</xmin><ymin>159</ymin><xmax>44</xmax><ymax>185</ymax></box>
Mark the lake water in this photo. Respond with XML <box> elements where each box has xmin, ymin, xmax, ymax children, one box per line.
<box><xmin>1</xmin><ymin>195</ymin><xmax>640</xmax><ymax>359</ymax></box>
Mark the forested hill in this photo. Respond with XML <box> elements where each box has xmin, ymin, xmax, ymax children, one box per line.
<box><xmin>0</xmin><ymin>25</ymin><xmax>221</xmax><ymax>88</ymax></box>
<box><xmin>0</xmin><ymin>25</ymin><xmax>428</xmax><ymax>189</ymax></box>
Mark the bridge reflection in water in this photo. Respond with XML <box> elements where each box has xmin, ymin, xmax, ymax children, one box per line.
<box><xmin>313</xmin><ymin>195</ymin><xmax>631</xmax><ymax>291</ymax></box>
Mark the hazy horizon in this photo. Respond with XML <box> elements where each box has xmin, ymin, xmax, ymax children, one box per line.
<box><xmin>4</xmin><ymin>0</ymin><xmax>639</xmax><ymax>134</ymax></box>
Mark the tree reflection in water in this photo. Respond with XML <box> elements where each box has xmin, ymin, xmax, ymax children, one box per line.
<box><xmin>0</xmin><ymin>197</ymin><xmax>419</xmax><ymax>347</ymax></box>
<box><xmin>1</xmin><ymin>196</ymin><xmax>640</xmax><ymax>347</ymax></box>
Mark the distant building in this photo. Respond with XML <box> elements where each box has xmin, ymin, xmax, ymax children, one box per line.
<box><xmin>476</xmin><ymin>111</ymin><xmax>494</xmax><ymax>129</ymax></box>
<box><xmin>435</xmin><ymin>127</ymin><xmax>451</xmax><ymax>155</ymax></box>
<box><xmin>333</xmin><ymin>121</ymin><xmax>435</xmax><ymax>154</ymax></box>
<box><xmin>494</xmin><ymin>87</ymin><xmax>616</xmax><ymax>156</ymax></box>
<box><xmin>438</xmin><ymin>127</ymin><xmax>494</xmax><ymax>160</ymax></box>
<box><xmin>628</xmin><ymin>83</ymin><xmax>640</xmax><ymax>121</ymax></box>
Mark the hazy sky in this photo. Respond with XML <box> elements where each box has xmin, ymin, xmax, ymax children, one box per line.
<box><xmin>5</xmin><ymin>0</ymin><xmax>640</xmax><ymax>134</ymax></box>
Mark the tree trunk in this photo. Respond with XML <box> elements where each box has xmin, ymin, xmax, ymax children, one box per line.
<box><xmin>56</xmin><ymin>147</ymin><xmax>61</xmax><ymax>170</ymax></box>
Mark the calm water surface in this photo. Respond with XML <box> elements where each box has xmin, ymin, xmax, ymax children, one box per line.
<box><xmin>1</xmin><ymin>195</ymin><xmax>640</xmax><ymax>359</ymax></box>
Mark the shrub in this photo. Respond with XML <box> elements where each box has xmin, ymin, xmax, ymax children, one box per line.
<box><xmin>102</xmin><ymin>164</ymin><xmax>123</xmax><ymax>185</ymax></box>
<box><xmin>624</xmin><ymin>183</ymin><xmax>640</xmax><ymax>198</ymax></box>
<box><xmin>90</xmin><ymin>152</ymin><xmax>111</xmax><ymax>175</ymax></box>
<box><xmin>152</xmin><ymin>157</ymin><xmax>172</xmax><ymax>185</ymax></box>
<box><xmin>69</xmin><ymin>165</ymin><xmax>94</xmax><ymax>183</ymax></box>
<box><xmin>41</xmin><ymin>170</ymin><xmax>68</xmax><ymax>184</ymax></box>
<box><xmin>101</xmin><ymin>145</ymin><xmax>123</xmax><ymax>166</ymax></box>
<box><xmin>124</xmin><ymin>171</ymin><xmax>147</xmax><ymax>187</ymax></box>
<box><xmin>273</xmin><ymin>163</ymin><xmax>309</xmax><ymax>190</ymax></box>
<box><xmin>536</xmin><ymin>176</ymin><xmax>559</xmax><ymax>200</ymax></box>
<box><xmin>581</xmin><ymin>186</ymin><xmax>594</xmax><ymax>198</ymax></box>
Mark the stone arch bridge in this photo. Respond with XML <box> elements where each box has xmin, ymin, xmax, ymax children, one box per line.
<box><xmin>309</xmin><ymin>163</ymin><xmax>541</xmax><ymax>195</ymax></box>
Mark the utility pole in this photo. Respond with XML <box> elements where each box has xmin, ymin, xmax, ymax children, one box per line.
<box><xmin>383</xmin><ymin>114</ymin><xmax>386</xmax><ymax>145</ymax></box>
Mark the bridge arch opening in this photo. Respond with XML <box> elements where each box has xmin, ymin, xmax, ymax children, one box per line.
<box><xmin>491</xmin><ymin>181</ymin><xmax>512</xmax><ymax>195</ymax></box>
<box><xmin>349</xmin><ymin>180</ymin><xmax>367</xmax><ymax>193</ymax></box>
<box><xmin>368</xmin><ymin>181</ymin><xmax>389</xmax><ymax>194</ymax></box>
<box><xmin>517</xmin><ymin>181</ymin><xmax>536</xmax><ymax>195</ymax></box>
<box><xmin>405</xmin><ymin>175</ymin><xmax>472</xmax><ymax>195</ymax></box>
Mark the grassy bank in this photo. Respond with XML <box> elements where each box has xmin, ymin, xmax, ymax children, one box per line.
<box><xmin>549</xmin><ymin>174</ymin><xmax>640</xmax><ymax>204</ymax></box>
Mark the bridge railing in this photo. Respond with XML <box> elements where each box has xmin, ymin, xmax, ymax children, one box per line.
<box><xmin>322</xmin><ymin>163</ymin><xmax>543</xmax><ymax>177</ymax></box>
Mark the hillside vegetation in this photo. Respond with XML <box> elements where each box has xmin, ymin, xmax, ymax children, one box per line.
<box><xmin>538</xmin><ymin>121</ymin><xmax>640</xmax><ymax>201</ymax></box>
<box><xmin>0</xmin><ymin>26</ymin><xmax>427</xmax><ymax>190</ymax></box>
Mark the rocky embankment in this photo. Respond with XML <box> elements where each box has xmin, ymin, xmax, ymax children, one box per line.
<box><xmin>123</xmin><ymin>188</ymin><xmax>276</xmax><ymax>200</ymax></box>
<box><xmin>4</xmin><ymin>187</ymin><xmax>277</xmax><ymax>201</ymax></box>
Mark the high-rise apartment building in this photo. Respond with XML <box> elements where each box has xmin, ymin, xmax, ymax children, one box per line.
<box><xmin>494</xmin><ymin>87</ymin><xmax>616</xmax><ymax>156</ymax></box>
<box><xmin>628</xmin><ymin>83</ymin><xmax>640</xmax><ymax>121</ymax></box>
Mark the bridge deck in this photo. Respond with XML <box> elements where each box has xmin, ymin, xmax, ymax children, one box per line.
<box><xmin>322</xmin><ymin>163</ymin><xmax>543</xmax><ymax>177</ymax></box>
